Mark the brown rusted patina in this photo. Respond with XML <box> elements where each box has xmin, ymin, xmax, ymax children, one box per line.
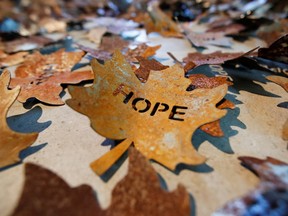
<box><xmin>12</xmin><ymin>148</ymin><xmax>190</xmax><ymax>216</ymax></box>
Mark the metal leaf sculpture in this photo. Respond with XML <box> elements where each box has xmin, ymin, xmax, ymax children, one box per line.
<box><xmin>67</xmin><ymin>51</ymin><xmax>228</xmax><ymax>175</ymax></box>
<box><xmin>9</xmin><ymin>49</ymin><xmax>93</xmax><ymax>105</ymax></box>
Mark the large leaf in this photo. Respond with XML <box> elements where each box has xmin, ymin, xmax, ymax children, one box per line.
<box><xmin>67</xmin><ymin>51</ymin><xmax>228</xmax><ymax>174</ymax></box>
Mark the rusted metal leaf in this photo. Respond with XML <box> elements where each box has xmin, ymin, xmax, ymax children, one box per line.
<box><xmin>251</xmin><ymin>34</ymin><xmax>288</xmax><ymax>77</ymax></box>
<box><xmin>12</xmin><ymin>148</ymin><xmax>190</xmax><ymax>216</ymax></box>
<box><xmin>188</xmin><ymin>74</ymin><xmax>234</xmax><ymax>137</ymax></box>
<box><xmin>79</xmin><ymin>35</ymin><xmax>130</xmax><ymax>61</ymax></box>
<box><xmin>258</xmin><ymin>34</ymin><xmax>288</xmax><ymax>64</ymax></box>
<box><xmin>104</xmin><ymin>147</ymin><xmax>191</xmax><ymax>215</ymax></box>
<box><xmin>214</xmin><ymin>156</ymin><xmax>288</xmax><ymax>215</ymax></box>
<box><xmin>11</xmin><ymin>163</ymin><xmax>101</xmax><ymax>216</ymax></box>
<box><xmin>183</xmin><ymin>49</ymin><xmax>257</xmax><ymax>69</ymax></box>
<box><xmin>99</xmin><ymin>35</ymin><xmax>130</xmax><ymax>53</ymax></box>
<box><xmin>257</xmin><ymin>19</ymin><xmax>288</xmax><ymax>46</ymax></box>
<box><xmin>266</xmin><ymin>75</ymin><xmax>288</xmax><ymax>92</ymax></box>
<box><xmin>145</xmin><ymin>2</ymin><xmax>183</xmax><ymax>38</ymax></box>
<box><xmin>188</xmin><ymin>74</ymin><xmax>233</xmax><ymax>89</ymax></box>
<box><xmin>125</xmin><ymin>44</ymin><xmax>161</xmax><ymax>63</ymax></box>
<box><xmin>134</xmin><ymin>56</ymin><xmax>169</xmax><ymax>82</ymax></box>
<box><xmin>81</xmin><ymin>41</ymin><xmax>161</xmax><ymax>64</ymax></box>
<box><xmin>207</xmin><ymin>21</ymin><xmax>245</xmax><ymax>35</ymax></box>
<box><xmin>0</xmin><ymin>35</ymin><xmax>53</xmax><ymax>53</ymax></box>
<box><xmin>200</xmin><ymin>120</ymin><xmax>224</xmax><ymax>137</ymax></box>
<box><xmin>9</xmin><ymin>49</ymin><xmax>93</xmax><ymax>105</ymax></box>
<box><xmin>67</xmin><ymin>50</ymin><xmax>228</xmax><ymax>173</ymax></box>
<box><xmin>0</xmin><ymin>51</ymin><xmax>28</xmax><ymax>68</ymax></box>
<box><xmin>0</xmin><ymin>70</ymin><xmax>38</xmax><ymax>168</ymax></box>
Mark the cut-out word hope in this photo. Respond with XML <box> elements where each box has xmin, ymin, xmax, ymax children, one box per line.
<box><xmin>113</xmin><ymin>85</ymin><xmax>187</xmax><ymax>121</ymax></box>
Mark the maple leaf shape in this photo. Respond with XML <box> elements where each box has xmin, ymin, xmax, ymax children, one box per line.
<box><xmin>12</xmin><ymin>148</ymin><xmax>190</xmax><ymax>216</ymax></box>
<box><xmin>9</xmin><ymin>49</ymin><xmax>93</xmax><ymax>105</ymax></box>
<box><xmin>67</xmin><ymin>50</ymin><xmax>228</xmax><ymax>174</ymax></box>
<box><xmin>0</xmin><ymin>70</ymin><xmax>38</xmax><ymax>168</ymax></box>
<box><xmin>214</xmin><ymin>156</ymin><xmax>288</xmax><ymax>216</ymax></box>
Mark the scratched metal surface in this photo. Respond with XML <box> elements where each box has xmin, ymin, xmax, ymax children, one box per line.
<box><xmin>0</xmin><ymin>32</ymin><xmax>287</xmax><ymax>216</ymax></box>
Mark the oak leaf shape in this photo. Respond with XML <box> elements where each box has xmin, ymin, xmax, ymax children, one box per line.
<box><xmin>214</xmin><ymin>156</ymin><xmax>288</xmax><ymax>216</ymax></box>
<box><xmin>12</xmin><ymin>147</ymin><xmax>190</xmax><ymax>216</ymax></box>
<box><xmin>67</xmin><ymin>50</ymin><xmax>228</xmax><ymax>174</ymax></box>
<box><xmin>9</xmin><ymin>48</ymin><xmax>93</xmax><ymax>105</ymax></box>
<box><xmin>0</xmin><ymin>70</ymin><xmax>38</xmax><ymax>168</ymax></box>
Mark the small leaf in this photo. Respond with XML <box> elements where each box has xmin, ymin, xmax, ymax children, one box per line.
<box><xmin>9</xmin><ymin>49</ymin><xmax>93</xmax><ymax>105</ymax></box>
<box><xmin>185</xmin><ymin>32</ymin><xmax>232</xmax><ymax>48</ymax></box>
<box><xmin>183</xmin><ymin>49</ymin><xmax>256</xmax><ymax>69</ymax></box>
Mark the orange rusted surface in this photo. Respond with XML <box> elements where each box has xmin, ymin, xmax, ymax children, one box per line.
<box><xmin>67</xmin><ymin>51</ymin><xmax>228</xmax><ymax>171</ymax></box>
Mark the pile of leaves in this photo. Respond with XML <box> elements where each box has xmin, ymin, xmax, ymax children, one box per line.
<box><xmin>0</xmin><ymin>0</ymin><xmax>287</xmax><ymax>215</ymax></box>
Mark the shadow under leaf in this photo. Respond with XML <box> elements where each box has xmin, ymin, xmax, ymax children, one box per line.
<box><xmin>174</xmin><ymin>163</ymin><xmax>214</xmax><ymax>175</ymax></box>
<box><xmin>7</xmin><ymin>106</ymin><xmax>52</xmax><ymax>133</ymax></box>
<box><xmin>192</xmin><ymin>94</ymin><xmax>246</xmax><ymax>160</ymax></box>
<box><xmin>100</xmin><ymin>151</ymin><xmax>128</xmax><ymax>182</ymax></box>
